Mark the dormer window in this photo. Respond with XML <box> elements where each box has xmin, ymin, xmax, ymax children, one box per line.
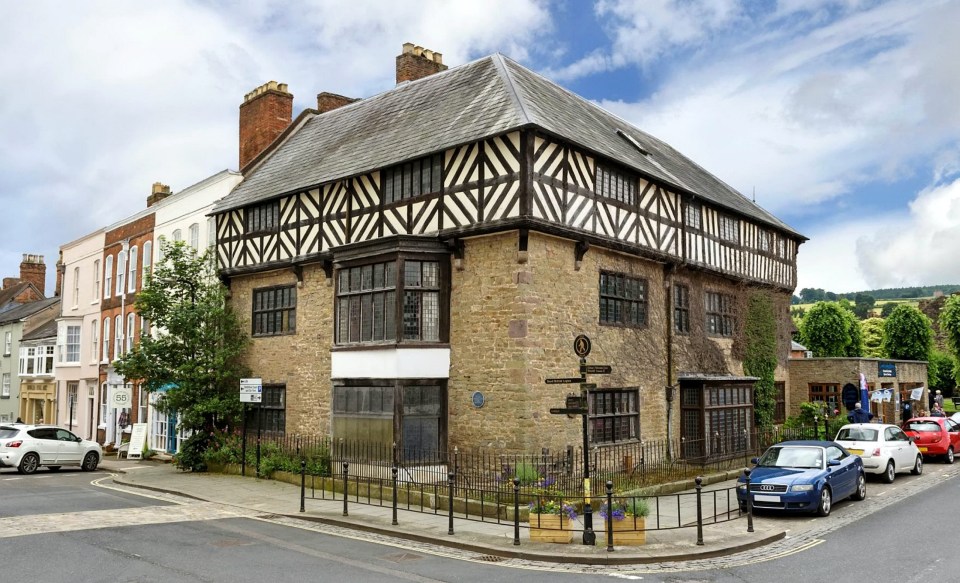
<box><xmin>246</xmin><ymin>200</ymin><xmax>279</xmax><ymax>234</ymax></box>
<box><xmin>381</xmin><ymin>154</ymin><xmax>442</xmax><ymax>205</ymax></box>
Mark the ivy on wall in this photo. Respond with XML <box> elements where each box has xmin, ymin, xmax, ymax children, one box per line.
<box><xmin>742</xmin><ymin>293</ymin><xmax>778</xmax><ymax>429</ymax></box>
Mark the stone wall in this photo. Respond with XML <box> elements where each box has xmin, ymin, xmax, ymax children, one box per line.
<box><xmin>229</xmin><ymin>263</ymin><xmax>333</xmax><ymax>436</ymax></box>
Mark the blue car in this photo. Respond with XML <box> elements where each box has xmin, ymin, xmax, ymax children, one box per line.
<box><xmin>737</xmin><ymin>440</ymin><xmax>866</xmax><ymax>516</ymax></box>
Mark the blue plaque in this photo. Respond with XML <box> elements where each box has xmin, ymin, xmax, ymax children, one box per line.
<box><xmin>472</xmin><ymin>391</ymin><xmax>485</xmax><ymax>408</ymax></box>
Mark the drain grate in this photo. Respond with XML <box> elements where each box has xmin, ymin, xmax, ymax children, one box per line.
<box><xmin>475</xmin><ymin>555</ymin><xmax>506</xmax><ymax>563</ymax></box>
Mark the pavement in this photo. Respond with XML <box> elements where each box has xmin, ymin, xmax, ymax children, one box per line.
<box><xmin>99</xmin><ymin>457</ymin><xmax>786</xmax><ymax>565</ymax></box>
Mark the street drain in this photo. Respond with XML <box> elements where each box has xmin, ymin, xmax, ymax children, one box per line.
<box><xmin>476</xmin><ymin>555</ymin><xmax>505</xmax><ymax>563</ymax></box>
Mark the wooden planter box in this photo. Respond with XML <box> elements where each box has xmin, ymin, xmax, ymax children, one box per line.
<box><xmin>601</xmin><ymin>517</ymin><xmax>646</xmax><ymax>545</ymax></box>
<box><xmin>528</xmin><ymin>513</ymin><xmax>573</xmax><ymax>544</ymax></box>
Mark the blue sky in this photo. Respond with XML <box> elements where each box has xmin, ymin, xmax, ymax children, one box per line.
<box><xmin>2</xmin><ymin>0</ymin><xmax>958</xmax><ymax>295</ymax></box>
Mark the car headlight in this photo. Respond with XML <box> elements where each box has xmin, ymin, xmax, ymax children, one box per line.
<box><xmin>737</xmin><ymin>483</ymin><xmax>747</xmax><ymax>491</ymax></box>
<box><xmin>791</xmin><ymin>484</ymin><xmax>814</xmax><ymax>492</ymax></box>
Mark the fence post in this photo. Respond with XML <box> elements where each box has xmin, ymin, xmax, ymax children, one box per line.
<box><xmin>447</xmin><ymin>471</ymin><xmax>455</xmax><ymax>535</ymax></box>
<box><xmin>300</xmin><ymin>459</ymin><xmax>306</xmax><ymax>513</ymax></box>
<box><xmin>342</xmin><ymin>462</ymin><xmax>349</xmax><ymax>517</ymax></box>
<box><xmin>605</xmin><ymin>481</ymin><xmax>614</xmax><ymax>552</ymax></box>
<box><xmin>824</xmin><ymin>414</ymin><xmax>830</xmax><ymax>440</ymax></box>
<box><xmin>695</xmin><ymin>476</ymin><xmax>704</xmax><ymax>545</ymax></box>
<box><xmin>392</xmin><ymin>466</ymin><xmax>399</xmax><ymax>526</ymax></box>
<box><xmin>744</xmin><ymin>467</ymin><xmax>754</xmax><ymax>533</ymax></box>
<box><xmin>513</xmin><ymin>477</ymin><xmax>521</xmax><ymax>546</ymax></box>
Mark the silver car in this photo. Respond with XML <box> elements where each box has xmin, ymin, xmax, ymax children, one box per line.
<box><xmin>0</xmin><ymin>424</ymin><xmax>102</xmax><ymax>474</ymax></box>
<box><xmin>834</xmin><ymin>423</ymin><xmax>922</xmax><ymax>483</ymax></box>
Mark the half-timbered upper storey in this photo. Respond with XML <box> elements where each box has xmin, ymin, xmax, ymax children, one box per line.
<box><xmin>213</xmin><ymin>53</ymin><xmax>805</xmax><ymax>290</ymax></box>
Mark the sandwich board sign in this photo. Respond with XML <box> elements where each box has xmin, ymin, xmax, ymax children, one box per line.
<box><xmin>126</xmin><ymin>423</ymin><xmax>148</xmax><ymax>460</ymax></box>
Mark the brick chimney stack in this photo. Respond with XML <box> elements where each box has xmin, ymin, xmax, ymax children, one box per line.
<box><xmin>239</xmin><ymin>81</ymin><xmax>293</xmax><ymax>172</ymax></box>
<box><xmin>146</xmin><ymin>182</ymin><xmax>172</xmax><ymax>207</ymax></box>
<box><xmin>396</xmin><ymin>43</ymin><xmax>447</xmax><ymax>85</ymax></box>
<box><xmin>19</xmin><ymin>254</ymin><xmax>45</xmax><ymax>296</ymax></box>
<box><xmin>55</xmin><ymin>250</ymin><xmax>64</xmax><ymax>298</ymax></box>
<box><xmin>316</xmin><ymin>92</ymin><xmax>359</xmax><ymax>114</ymax></box>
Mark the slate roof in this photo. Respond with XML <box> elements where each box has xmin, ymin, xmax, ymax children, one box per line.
<box><xmin>20</xmin><ymin>317</ymin><xmax>57</xmax><ymax>342</ymax></box>
<box><xmin>0</xmin><ymin>297</ymin><xmax>60</xmax><ymax>325</ymax></box>
<box><xmin>0</xmin><ymin>282</ymin><xmax>42</xmax><ymax>314</ymax></box>
<box><xmin>214</xmin><ymin>54</ymin><xmax>802</xmax><ymax>239</ymax></box>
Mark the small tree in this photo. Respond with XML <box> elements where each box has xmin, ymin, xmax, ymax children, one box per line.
<box><xmin>882</xmin><ymin>304</ymin><xmax>933</xmax><ymax>362</ymax></box>
<box><xmin>928</xmin><ymin>349</ymin><xmax>957</xmax><ymax>397</ymax></box>
<box><xmin>861</xmin><ymin>317</ymin><xmax>885</xmax><ymax>358</ymax></box>
<box><xmin>941</xmin><ymin>295</ymin><xmax>960</xmax><ymax>370</ymax></box>
<box><xmin>115</xmin><ymin>240</ymin><xmax>249</xmax><ymax>471</ymax></box>
<box><xmin>801</xmin><ymin>301</ymin><xmax>861</xmax><ymax>357</ymax></box>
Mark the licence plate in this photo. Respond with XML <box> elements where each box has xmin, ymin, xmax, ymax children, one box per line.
<box><xmin>919</xmin><ymin>447</ymin><xmax>928</xmax><ymax>452</ymax></box>
<box><xmin>754</xmin><ymin>494</ymin><xmax>781</xmax><ymax>503</ymax></box>
<box><xmin>848</xmin><ymin>449</ymin><xmax>863</xmax><ymax>455</ymax></box>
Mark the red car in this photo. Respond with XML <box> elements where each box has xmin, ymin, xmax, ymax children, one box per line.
<box><xmin>901</xmin><ymin>417</ymin><xmax>960</xmax><ymax>463</ymax></box>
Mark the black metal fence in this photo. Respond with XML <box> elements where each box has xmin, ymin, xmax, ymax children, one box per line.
<box><xmin>248</xmin><ymin>423</ymin><xmax>828</xmax><ymax>497</ymax></box>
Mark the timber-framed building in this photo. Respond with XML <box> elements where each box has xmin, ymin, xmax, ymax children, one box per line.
<box><xmin>212</xmin><ymin>44</ymin><xmax>806</xmax><ymax>457</ymax></box>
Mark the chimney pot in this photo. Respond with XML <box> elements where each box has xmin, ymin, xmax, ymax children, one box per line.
<box><xmin>18</xmin><ymin>253</ymin><xmax>46</xmax><ymax>296</ymax></box>
<box><xmin>395</xmin><ymin>43</ymin><xmax>448</xmax><ymax>85</ymax></box>
<box><xmin>402</xmin><ymin>42</ymin><xmax>415</xmax><ymax>54</ymax></box>
<box><xmin>239</xmin><ymin>80</ymin><xmax>294</xmax><ymax>171</ymax></box>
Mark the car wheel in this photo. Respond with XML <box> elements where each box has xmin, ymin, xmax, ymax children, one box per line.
<box><xmin>883</xmin><ymin>460</ymin><xmax>896</xmax><ymax>484</ymax></box>
<box><xmin>47</xmin><ymin>466</ymin><xmax>61</xmax><ymax>472</ymax></box>
<box><xmin>912</xmin><ymin>455</ymin><xmax>923</xmax><ymax>475</ymax></box>
<box><xmin>946</xmin><ymin>447</ymin><xmax>955</xmax><ymax>465</ymax></box>
<box><xmin>851</xmin><ymin>473</ymin><xmax>867</xmax><ymax>501</ymax></box>
<box><xmin>81</xmin><ymin>452</ymin><xmax>99</xmax><ymax>472</ymax></box>
<box><xmin>17</xmin><ymin>452</ymin><xmax>40</xmax><ymax>475</ymax></box>
<box><xmin>817</xmin><ymin>487</ymin><xmax>832</xmax><ymax>517</ymax></box>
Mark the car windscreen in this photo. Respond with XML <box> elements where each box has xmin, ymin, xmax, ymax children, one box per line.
<box><xmin>836</xmin><ymin>428</ymin><xmax>878</xmax><ymax>441</ymax></box>
<box><xmin>0</xmin><ymin>427</ymin><xmax>21</xmax><ymax>439</ymax></box>
<box><xmin>757</xmin><ymin>446</ymin><xmax>823</xmax><ymax>469</ymax></box>
<box><xmin>905</xmin><ymin>421</ymin><xmax>941</xmax><ymax>433</ymax></box>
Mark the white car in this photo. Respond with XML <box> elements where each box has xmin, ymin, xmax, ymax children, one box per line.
<box><xmin>0</xmin><ymin>424</ymin><xmax>102</xmax><ymax>474</ymax></box>
<box><xmin>834</xmin><ymin>423</ymin><xmax>922</xmax><ymax>483</ymax></box>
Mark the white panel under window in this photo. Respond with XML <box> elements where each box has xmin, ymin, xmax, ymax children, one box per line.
<box><xmin>331</xmin><ymin>347</ymin><xmax>450</xmax><ymax>379</ymax></box>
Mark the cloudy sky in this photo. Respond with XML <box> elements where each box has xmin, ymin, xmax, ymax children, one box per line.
<box><xmin>2</xmin><ymin>0</ymin><xmax>958</xmax><ymax>295</ymax></box>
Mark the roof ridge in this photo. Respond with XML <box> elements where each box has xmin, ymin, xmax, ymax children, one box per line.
<box><xmin>491</xmin><ymin>54</ymin><xmax>532</xmax><ymax>126</ymax></box>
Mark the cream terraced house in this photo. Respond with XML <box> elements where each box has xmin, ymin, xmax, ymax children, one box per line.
<box><xmin>211</xmin><ymin>45</ymin><xmax>806</xmax><ymax>456</ymax></box>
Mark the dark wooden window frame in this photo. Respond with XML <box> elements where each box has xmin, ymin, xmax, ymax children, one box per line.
<box><xmin>679</xmin><ymin>379</ymin><xmax>755</xmax><ymax>462</ymax></box>
<box><xmin>588</xmin><ymin>387</ymin><xmax>640</xmax><ymax>445</ymax></box>
<box><xmin>774</xmin><ymin>381</ymin><xmax>786</xmax><ymax>424</ymax></box>
<box><xmin>245</xmin><ymin>200</ymin><xmax>280</xmax><ymax>234</ymax></box>
<box><xmin>335</xmin><ymin>251</ymin><xmax>449</xmax><ymax>346</ymax></box>
<box><xmin>595</xmin><ymin>162</ymin><xmax>637</xmax><ymax>206</ymax></box>
<box><xmin>381</xmin><ymin>154</ymin><xmax>443</xmax><ymax>206</ymax></box>
<box><xmin>808</xmin><ymin>383</ymin><xmax>840</xmax><ymax>411</ymax></box>
<box><xmin>719</xmin><ymin>215</ymin><xmax>740</xmax><ymax>244</ymax></box>
<box><xmin>685</xmin><ymin>202</ymin><xmax>702</xmax><ymax>230</ymax></box>
<box><xmin>705</xmin><ymin>291</ymin><xmax>734</xmax><ymax>337</ymax></box>
<box><xmin>252</xmin><ymin>285</ymin><xmax>297</xmax><ymax>337</ymax></box>
<box><xmin>599</xmin><ymin>271</ymin><xmax>648</xmax><ymax>328</ymax></box>
<box><xmin>674</xmin><ymin>284</ymin><xmax>690</xmax><ymax>334</ymax></box>
<box><xmin>245</xmin><ymin>384</ymin><xmax>285</xmax><ymax>434</ymax></box>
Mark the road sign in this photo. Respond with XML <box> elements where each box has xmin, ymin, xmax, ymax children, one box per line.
<box><xmin>111</xmin><ymin>387</ymin><xmax>132</xmax><ymax>409</ymax></box>
<box><xmin>565</xmin><ymin>395</ymin><xmax>586</xmax><ymax>409</ymax></box>
<box><xmin>580</xmin><ymin>364</ymin><xmax>612</xmax><ymax>374</ymax></box>
<box><xmin>241</xmin><ymin>392</ymin><xmax>262</xmax><ymax>403</ymax></box>
<box><xmin>573</xmin><ymin>335</ymin><xmax>591</xmax><ymax>357</ymax></box>
<box><xmin>545</xmin><ymin>377</ymin><xmax>585</xmax><ymax>384</ymax></box>
<box><xmin>579</xmin><ymin>383</ymin><xmax>597</xmax><ymax>390</ymax></box>
<box><xmin>240</xmin><ymin>378</ymin><xmax>263</xmax><ymax>393</ymax></box>
<box><xmin>550</xmin><ymin>407</ymin><xmax>588</xmax><ymax>415</ymax></box>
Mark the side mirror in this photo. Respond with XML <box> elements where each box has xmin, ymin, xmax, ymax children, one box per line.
<box><xmin>828</xmin><ymin>459</ymin><xmax>841</xmax><ymax>467</ymax></box>
<box><xmin>76</xmin><ymin>436</ymin><xmax>83</xmax><ymax>443</ymax></box>
<box><xmin>750</xmin><ymin>457</ymin><xmax>759</xmax><ymax>465</ymax></box>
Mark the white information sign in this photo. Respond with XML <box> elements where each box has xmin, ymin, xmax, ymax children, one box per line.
<box><xmin>126</xmin><ymin>423</ymin><xmax>148</xmax><ymax>459</ymax></box>
<box><xmin>240</xmin><ymin>378</ymin><xmax>262</xmax><ymax>403</ymax></box>
<box><xmin>111</xmin><ymin>387</ymin><xmax>133</xmax><ymax>409</ymax></box>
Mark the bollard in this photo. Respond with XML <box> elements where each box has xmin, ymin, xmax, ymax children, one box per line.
<box><xmin>695</xmin><ymin>476</ymin><xmax>704</xmax><ymax>545</ymax></box>
<box><xmin>392</xmin><ymin>466</ymin><xmax>399</xmax><ymax>526</ymax></box>
<box><xmin>824</xmin><ymin>414</ymin><xmax>830</xmax><ymax>440</ymax></box>
<box><xmin>447</xmin><ymin>471</ymin><xmax>455</xmax><ymax>535</ymax></box>
<box><xmin>605</xmin><ymin>481</ymin><xmax>614</xmax><ymax>552</ymax></box>
<box><xmin>744</xmin><ymin>467</ymin><xmax>754</xmax><ymax>533</ymax></box>
<box><xmin>513</xmin><ymin>478</ymin><xmax>521</xmax><ymax>546</ymax></box>
<box><xmin>300</xmin><ymin>459</ymin><xmax>306</xmax><ymax>513</ymax></box>
<box><xmin>342</xmin><ymin>462</ymin><xmax>349</xmax><ymax>517</ymax></box>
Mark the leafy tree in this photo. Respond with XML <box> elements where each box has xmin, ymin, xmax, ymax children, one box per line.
<box><xmin>941</xmin><ymin>294</ymin><xmax>960</xmax><ymax>368</ymax></box>
<box><xmin>743</xmin><ymin>294</ymin><xmax>777</xmax><ymax>429</ymax></box>
<box><xmin>928</xmin><ymin>349</ymin><xmax>957</xmax><ymax>396</ymax></box>
<box><xmin>825</xmin><ymin>291</ymin><xmax>837</xmax><ymax>301</ymax></box>
<box><xmin>882</xmin><ymin>304</ymin><xmax>932</xmax><ymax>362</ymax></box>
<box><xmin>860</xmin><ymin>317</ymin><xmax>885</xmax><ymax>358</ymax></box>
<box><xmin>115</xmin><ymin>241</ymin><xmax>249</xmax><ymax>471</ymax></box>
<box><xmin>800</xmin><ymin>302</ymin><xmax>860</xmax><ymax>357</ymax></box>
<box><xmin>791</xmin><ymin>295</ymin><xmax>801</xmax><ymax>305</ymax></box>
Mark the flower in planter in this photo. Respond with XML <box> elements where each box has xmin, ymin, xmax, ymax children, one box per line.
<box><xmin>598</xmin><ymin>497</ymin><xmax>649</xmax><ymax>520</ymax></box>
<box><xmin>529</xmin><ymin>498</ymin><xmax>577</xmax><ymax>520</ymax></box>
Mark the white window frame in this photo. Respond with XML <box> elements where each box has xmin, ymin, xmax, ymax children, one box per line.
<box><xmin>20</xmin><ymin>347</ymin><xmax>36</xmax><ymax>375</ymax></box>
<box><xmin>189</xmin><ymin>223</ymin><xmax>199</xmax><ymax>250</ymax></box>
<box><xmin>65</xmin><ymin>325</ymin><xmax>81</xmax><ymax>363</ymax></box>
<box><xmin>92</xmin><ymin>259</ymin><xmax>101</xmax><ymax>301</ymax></box>
<box><xmin>128</xmin><ymin>246</ymin><xmax>138</xmax><ymax>293</ymax></box>
<box><xmin>116</xmin><ymin>251</ymin><xmax>126</xmax><ymax>296</ymax></box>
<box><xmin>102</xmin><ymin>317</ymin><xmax>111</xmax><ymax>363</ymax></box>
<box><xmin>104</xmin><ymin>255</ymin><xmax>113</xmax><ymax>299</ymax></box>
<box><xmin>3</xmin><ymin>331</ymin><xmax>10</xmax><ymax>356</ymax></box>
<box><xmin>207</xmin><ymin>217</ymin><xmax>216</xmax><ymax>247</ymax></box>
<box><xmin>1</xmin><ymin>373</ymin><xmax>9</xmax><ymax>398</ymax></box>
<box><xmin>126</xmin><ymin>312</ymin><xmax>136</xmax><ymax>353</ymax></box>
<box><xmin>143</xmin><ymin>241</ymin><xmax>152</xmax><ymax>279</ymax></box>
<box><xmin>66</xmin><ymin>382</ymin><xmax>79</xmax><ymax>423</ymax></box>
<box><xmin>91</xmin><ymin>323</ymin><xmax>99</xmax><ymax>364</ymax></box>
<box><xmin>72</xmin><ymin>266</ymin><xmax>80</xmax><ymax>307</ymax></box>
<box><xmin>172</xmin><ymin>229</ymin><xmax>182</xmax><ymax>242</ymax></box>
<box><xmin>114</xmin><ymin>315</ymin><xmax>122</xmax><ymax>359</ymax></box>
